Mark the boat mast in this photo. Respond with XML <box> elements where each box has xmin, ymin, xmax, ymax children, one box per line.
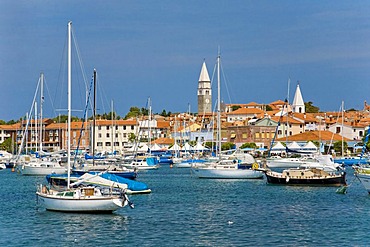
<box><xmin>217</xmin><ymin>49</ymin><xmax>221</xmax><ymax>159</ymax></box>
<box><xmin>67</xmin><ymin>21</ymin><xmax>72</xmax><ymax>189</ymax></box>
<box><xmin>35</xmin><ymin>101</ymin><xmax>38</xmax><ymax>153</ymax></box>
<box><xmin>39</xmin><ymin>72</ymin><xmax>44</xmax><ymax>153</ymax></box>
<box><xmin>341</xmin><ymin>100</ymin><xmax>344</xmax><ymax>157</ymax></box>
<box><xmin>148</xmin><ymin>97</ymin><xmax>152</xmax><ymax>156</ymax></box>
<box><xmin>93</xmin><ymin>69</ymin><xmax>97</xmax><ymax>166</ymax></box>
<box><xmin>111</xmin><ymin>100</ymin><xmax>114</xmax><ymax>155</ymax></box>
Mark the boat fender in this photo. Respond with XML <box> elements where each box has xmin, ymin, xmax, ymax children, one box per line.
<box><xmin>286</xmin><ymin>176</ymin><xmax>290</xmax><ymax>183</ymax></box>
<box><xmin>252</xmin><ymin>163</ymin><xmax>259</xmax><ymax>170</ymax></box>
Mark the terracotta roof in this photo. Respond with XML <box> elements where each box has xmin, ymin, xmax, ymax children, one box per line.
<box><xmin>270</xmin><ymin>115</ymin><xmax>303</xmax><ymax>124</ymax></box>
<box><xmin>245</xmin><ymin>102</ymin><xmax>261</xmax><ymax>106</ymax></box>
<box><xmin>276</xmin><ymin>130</ymin><xmax>349</xmax><ymax>142</ymax></box>
<box><xmin>292</xmin><ymin>113</ymin><xmax>317</xmax><ymax>122</ymax></box>
<box><xmin>227</xmin><ymin>107</ymin><xmax>264</xmax><ymax>115</ymax></box>
<box><xmin>0</xmin><ymin>123</ymin><xmax>20</xmax><ymax>130</ymax></box>
<box><xmin>157</xmin><ymin>121</ymin><xmax>170</xmax><ymax>128</ymax></box>
<box><xmin>153</xmin><ymin>137</ymin><xmax>174</xmax><ymax>145</ymax></box>
<box><xmin>269</xmin><ymin>100</ymin><xmax>286</xmax><ymax>105</ymax></box>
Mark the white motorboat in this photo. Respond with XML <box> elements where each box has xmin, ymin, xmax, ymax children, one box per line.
<box><xmin>20</xmin><ymin>160</ymin><xmax>67</xmax><ymax>175</ymax></box>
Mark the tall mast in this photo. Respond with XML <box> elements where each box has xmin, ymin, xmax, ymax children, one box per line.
<box><xmin>217</xmin><ymin>49</ymin><xmax>221</xmax><ymax>158</ymax></box>
<box><xmin>148</xmin><ymin>97</ymin><xmax>152</xmax><ymax>155</ymax></box>
<box><xmin>111</xmin><ymin>100</ymin><xmax>114</xmax><ymax>154</ymax></box>
<box><xmin>341</xmin><ymin>101</ymin><xmax>344</xmax><ymax>157</ymax></box>
<box><xmin>39</xmin><ymin>72</ymin><xmax>44</xmax><ymax>153</ymax></box>
<box><xmin>93</xmin><ymin>69</ymin><xmax>97</xmax><ymax>166</ymax></box>
<box><xmin>67</xmin><ymin>21</ymin><xmax>72</xmax><ymax>189</ymax></box>
<box><xmin>35</xmin><ymin>101</ymin><xmax>38</xmax><ymax>152</ymax></box>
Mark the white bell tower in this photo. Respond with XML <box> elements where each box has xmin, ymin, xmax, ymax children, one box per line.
<box><xmin>292</xmin><ymin>83</ymin><xmax>305</xmax><ymax>113</ymax></box>
<box><xmin>197</xmin><ymin>61</ymin><xmax>212</xmax><ymax>114</ymax></box>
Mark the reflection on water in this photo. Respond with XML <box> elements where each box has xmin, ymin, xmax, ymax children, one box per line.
<box><xmin>1</xmin><ymin>167</ymin><xmax>370</xmax><ymax>246</ymax></box>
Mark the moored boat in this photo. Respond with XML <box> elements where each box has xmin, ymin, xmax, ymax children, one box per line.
<box><xmin>262</xmin><ymin>167</ymin><xmax>346</xmax><ymax>186</ymax></box>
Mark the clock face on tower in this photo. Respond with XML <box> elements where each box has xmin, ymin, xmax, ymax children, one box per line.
<box><xmin>205</xmin><ymin>99</ymin><xmax>209</xmax><ymax>104</ymax></box>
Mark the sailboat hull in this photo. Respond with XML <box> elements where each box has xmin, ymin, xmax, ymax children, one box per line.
<box><xmin>264</xmin><ymin>170</ymin><xmax>346</xmax><ymax>186</ymax></box>
<box><xmin>36</xmin><ymin>191</ymin><xmax>126</xmax><ymax>213</ymax></box>
<box><xmin>191</xmin><ymin>167</ymin><xmax>264</xmax><ymax>179</ymax></box>
<box><xmin>20</xmin><ymin>164</ymin><xmax>67</xmax><ymax>176</ymax></box>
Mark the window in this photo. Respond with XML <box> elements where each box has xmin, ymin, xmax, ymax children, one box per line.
<box><xmin>106</xmin><ymin>142</ymin><xmax>111</xmax><ymax>146</ymax></box>
<box><xmin>336</xmin><ymin>127</ymin><xmax>341</xmax><ymax>133</ymax></box>
<box><xmin>114</xmin><ymin>142</ymin><xmax>119</xmax><ymax>146</ymax></box>
<box><xmin>242</xmin><ymin>133</ymin><xmax>248</xmax><ymax>138</ymax></box>
<box><xmin>106</xmin><ymin>126</ymin><xmax>110</xmax><ymax>130</ymax></box>
<box><xmin>115</xmin><ymin>133</ymin><xmax>118</xmax><ymax>138</ymax></box>
<box><xmin>131</xmin><ymin>126</ymin><xmax>134</xmax><ymax>130</ymax></box>
<box><xmin>255</xmin><ymin>133</ymin><xmax>260</xmax><ymax>138</ymax></box>
<box><xmin>123</xmin><ymin>126</ymin><xmax>126</xmax><ymax>130</ymax></box>
<box><xmin>98</xmin><ymin>133</ymin><xmax>102</xmax><ymax>138</ymax></box>
<box><xmin>106</xmin><ymin>133</ymin><xmax>110</xmax><ymax>138</ymax></box>
<box><xmin>98</xmin><ymin>126</ymin><xmax>101</xmax><ymax>130</ymax></box>
<box><xmin>115</xmin><ymin>126</ymin><xmax>118</xmax><ymax>130</ymax></box>
<box><xmin>97</xmin><ymin>142</ymin><xmax>103</xmax><ymax>146</ymax></box>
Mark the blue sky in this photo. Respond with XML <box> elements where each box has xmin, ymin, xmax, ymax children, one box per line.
<box><xmin>1</xmin><ymin>1</ymin><xmax>370</xmax><ymax>121</ymax></box>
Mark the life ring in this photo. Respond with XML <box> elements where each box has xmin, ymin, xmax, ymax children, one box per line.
<box><xmin>252</xmin><ymin>163</ymin><xmax>259</xmax><ymax>170</ymax></box>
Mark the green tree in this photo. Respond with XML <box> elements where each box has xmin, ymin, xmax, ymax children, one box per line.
<box><xmin>124</xmin><ymin>107</ymin><xmax>141</xmax><ymax>119</ymax></box>
<box><xmin>221</xmin><ymin>142</ymin><xmax>235</xmax><ymax>151</ymax></box>
<box><xmin>304</xmin><ymin>101</ymin><xmax>320</xmax><ymax>113</ymax></box>
<box><xmin>141</xmin><ymin>107</ymin><xmax>149</xmax><ymax>116</ymax></box>
<box><xmin>333</xmin><ymin>141</ymin><xmax>348</xmax><ymax>154</ymax></box>
<box><xmin>0</xmin><ymin>137</ymin><xmax>16</xmax><ymax>153</ymax></box>
<box><xmin>231</xmin><ymin>105</ymin><xmax>241</xmax><ymax>111</ymax></box>
<box><xmin>128</xmin><ymin>133</ymin><xmax>136</xmax><ymax>143</ymax></box>
<box><xmin>7</xmin><ymin>120</ymin><xmax>16</xmax><ymax>125</ymax></box>
<box><xmin>240</xmin><ymin>142</ymin><xmax>257</xmax><ymax>149</ymax></box>
<box><xmin>52</xmin><ymin>115</ymin><xmax>81</xmax><ymax>123</ymax></box>
<box><xmin>265</xmin><ymin>105</ymin><xmax>273</xmax><ymax>111</ymax></box>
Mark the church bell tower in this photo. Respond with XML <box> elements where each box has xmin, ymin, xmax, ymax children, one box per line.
<box><xmin>197</xmin><ymin>61</ymin><xmax>212</xmax><ymax>114</ymax></box>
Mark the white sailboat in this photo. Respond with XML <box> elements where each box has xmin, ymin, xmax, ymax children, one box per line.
<box><xmin>36</xmin><ymin>21</ymin><xmax>132</xmax><ymax>213</ymax></box>
<box><xmin>191</xmin><ymin>51</ymin><xmax>263</xmax><ymax>179</ymax></box>
<box><xmin>19</xmin><ymin>73</ymin><xmax>66</xmax><ymax>175</ymax></box>
<box><xmin>125</xmin><ymin>97</ymin><xmax>160</xmax><ymax>170</ymax></box>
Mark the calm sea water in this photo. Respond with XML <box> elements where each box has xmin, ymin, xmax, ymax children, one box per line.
<box><xmin>0</xmin><ymin>166</ymin><xmax>369</xmax><ymax>247</ymax></box>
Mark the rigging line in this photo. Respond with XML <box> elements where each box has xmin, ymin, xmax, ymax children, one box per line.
<box><xmin>53</xmin><ymin>29</ymin><xmax>68</xmax><ymax>117</ymax></box>
<box><xmin>43</xmin><ymin>76</ymin><xmax>58</xmax><ymax>119</ymax></box>
<box><xmin>72</xmin><ymin>27</ymin><xmax>91</xmax><ymax>117</ymax></box>
<box><xmin>72</xmin><ymin>73</ymin><xmax>94</xmax><ymax>168</ymax></box>
<box><xmin>17</xmin><ymin>77</ymin><xmax>41</xmax><ymax>158</ymax></box>
<box><xmin>326</xmin><ymin>103</ymin><xmax>343</xmax><ymax>154</ymax></box>
<box><xmin>96</xmin><ymin>72</ymin><xmax>110</xmax><ymax>115</ymax></box>
<box><xmin>267</xmin><ymin>97</ymin><xmax>289</xmax><ymax>158</ymax></box>
<box><xmin>219</xmin><ymin>58</ymin><xmax>233</xmax><ymax>105</ymax></box>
